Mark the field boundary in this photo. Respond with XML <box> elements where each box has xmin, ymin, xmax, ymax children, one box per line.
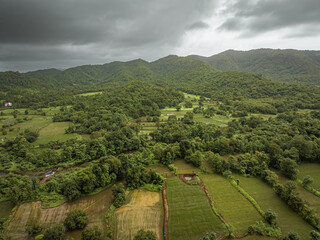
<box><xmin>162</xmin><ymin>181</ymin><xmax>168</xmax><ymax>240</ymax></box>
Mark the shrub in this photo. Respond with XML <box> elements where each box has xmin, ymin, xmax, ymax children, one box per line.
<box><xmin>43</xmin><ymin>224</ymin><xmax>65</xmax><ymax>240</ymax></box>
<box><xmin>64</xmin><ymin>209</ymin><xmax>88</xmax><ymax>230</ymax></box>
<box><xmin>81</xmin><ymin>225</ymin><xmax>102</xmax><ymax>240</ymax></box>
<box><xmin>134</xmin><ymin>229</ymin><xmax>157</xmax><ymax>240</ymax></box>
<box><xmin>25</xmin><ymin>218</ymin><xmax>42</xmax><ymax>235</ymax></box>
<box><xmin>264</xmin><ymin>209</ymin><xmax>277</xmax><ymax>225</ymax></box>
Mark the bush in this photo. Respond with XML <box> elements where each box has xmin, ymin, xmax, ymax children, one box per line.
<box><xmin>310</xmin><ymin>230</ymin><xmax>320</xmax><ymax>240</ymax></box>
<box><xmin>35</xmin><ymin>234</ymin><xmax>44</xmax><ymax>240</ymax></box>
<box><xmin>81</xmin><ymin>225</ymin><xmax>102</xmax><ymax>240</ymax></box>
<box><xmin>264</xmin><ymin>209</ymin><xmax>277</xmax><ymax>225</ymax></box>
<box><xmin>25</xmin><ymin>218</ymin><xmax>42</xmax><ymax>235</ymax></box>
<box><xmin>64</xmin><ymin>209</ymin><xmax>88</xmax><ymax>230</ymax></box>
<box><xmin>43</xmin><ymin>224</ymin><xmax>65</xmax><ymax>240</ymax></box>
<box><xmin>112</xmin><ymin>183</ymin><xmax>126</xmax><ymax>208</ymax></box>
<box><xmin>134</xmin><ymin>229</ymin><xmax>157</xmax><ymax>240</ymax></box>
<box><xmin>201</xmin><ymin>231</ymin><xmax>217</xmax><ymax>240</ymax></box>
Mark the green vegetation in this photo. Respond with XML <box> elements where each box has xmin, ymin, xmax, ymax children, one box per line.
<box><xmin>64</xmin><ymin>209</ymin><xmax>88</xmax><ymax>230</ymax></box>
<box><xmin>235</xmin><ymin>175</ymin><xmax>314</xmax><ymax>238</ymax></box>
<box><xmin>81</xmin><ymin>225</ymin><xmax>102</xmax><ymax>240</ymax></box>
<box><xmin>190</xmin><ymin>49</ymin><xmax>320</xmax><ymax>85</ymax></box>
<box><xmin>166</xmin><ymin>177</ymin><xmax>224</xmax><ymax>240</ymax></box>
<box><xmin>200</xmin><ymin>173</ymin><xmax>263</xmax><ymax>236</ymax></box>
<box><xmin>133</xmin><ymin>229</ymin><xmax>157</xmax><ymax>240</ymax></box>
<box><xmin>2</xmin><ymin>53</ymin><xmax>320</xmax><ymax>239</ymax></box>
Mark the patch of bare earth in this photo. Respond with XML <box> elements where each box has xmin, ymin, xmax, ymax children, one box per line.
<box><xmin>115</xmin><ymin>190</ymin><xmax>163</xmax><ymax>240</ymax></box>
<box><xmin>6</xmin><ymin>188</ymin><xmax>112</xmax><ymax>240</ymax></box>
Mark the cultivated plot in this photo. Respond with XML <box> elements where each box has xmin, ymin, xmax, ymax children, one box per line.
<box><xmin>235</xmin><ymin>174</ymin><xmax>314</xmax><ymax>239</ymax></box>
<box><xmin>166</xmin><ymin>177</ymin><xmax>224</xmax><ymax>240</ymax></box>
<box><xmin>5</xmin><ymin>187</ymin><xmax>113</xmax><ymax>240</ymax></box>
<box><xmin>199</xmin><ymin>173</ymin><xmax>263</xmax><ymax>236</ymax></box>
<box><xmin>114</xmin><ymin>190</ymin><xmax>163</xmax><ymax>240</ymax></box>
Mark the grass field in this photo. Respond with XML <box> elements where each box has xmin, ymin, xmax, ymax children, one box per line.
<box><xmin>5</xmin><ymin>187</ymin><xmax>113</xmax><ymax>240</ymax></box>
<box><xmin>174</xmin><ymin>159</ymin><xmax>200</xmax><ymax>174</ymax></box>
<box><xmin>146</xmin><ymin>165</ymin><xmax>173</xmax><ymax>178</ymax></box>
<box><xmin>36</xmin><ymin>121</ymin><xmax>81</xmax><ymax>145</ymax></box>
<box><xmin>298</xmin><ymin>163</ymin><xmax>320</xmax><ymax>190</ymax></box>
<box><xmin>0</xmin><ymin>201</ymin><xmax>15</xmax><ymax>219</ymax></box>
<box><xmin>234</xmin><ymin>174</ymin><xmax>314</xmax><ymax>239</ymax></box>
<box><xmin>199</xmin><ymin>173</ymin><xmax>263</xmax><ymax>236</ymax></box>
<box><xmin>277</xmin><ymin>171</ymin><xmax>320</xmax><ymax>221</ymax></box>
<box><xmin>166</xmin><ymin>177</ymin><xmax>224</xmax><ymax>240</ymax></box>
<box><xmin>114</xmin><ymin>190</ymin><xmax>163</xmax><ymax>240</ymax></box>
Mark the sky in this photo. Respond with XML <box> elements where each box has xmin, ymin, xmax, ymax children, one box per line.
<box><xmin>1</xmin><ymin>0</ymin><xmax>320</xmax><ymax>72</ymax></box>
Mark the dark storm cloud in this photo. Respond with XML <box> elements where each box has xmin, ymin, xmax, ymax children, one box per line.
<box><xmin>218</xmin><ymin>0</ymin><xmax>320</xmax><ymax>37</ymax></box>
<box><xmin>0</xmin><ymin>0</ymin><xmax>216</xmax><ymax>71</ymax></box>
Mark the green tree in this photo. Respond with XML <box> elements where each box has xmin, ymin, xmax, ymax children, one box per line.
<box><xmin>302</xmin><ymin>175</ymin><xmax>314</xmax><ymax>186</ymax></box>
<box><xmin>280</xmin><ymin>158</ymin><xmax>298</xmax><ymax>180</ymax></box>
<box><xmin>310</xmin><ymin>230</ymin><xmax>320</xmax><ymax>240</ymax></box>
<box><xmin>64</xmin><ymin>209</ymin><xmax>88</xmax><ymax>230</ymax></box>
<box><xmin>81</xmin><ymin>226</ymin><xmax>102</xmax><ymax>240</ymax></box>
<box><xmin>25</xmin><ymin>218</ymin><xmax>42</xmax><ymax>235</ymax></box>
<box><xmin>201</xmin><ymin>231</ymin><xmax>217</xmax><ymax>240</ymax></box>
<box><xmin>264</xmin><ymin>209</ymin><xmax>277</xmax><ymax>225</ymax></box>
<box><xmin>43</xmin><ymin>224</ymin><xmax>65</xmax><ymax>240</ymax></box>
<box><xmin>133</xmin><ymin>229</ymin><xmax>157</xmax><ymax>240</ymax></box>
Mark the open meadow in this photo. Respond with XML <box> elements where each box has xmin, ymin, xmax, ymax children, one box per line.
<box><xmin>166</xmin><ymin>177</ymin><xmax>224</xmax><ymax>240</ymax></box>
<box><xmin>114</xmin><ymin>190</ymin><xmax>163</xmax><ymax>240</ymax></box>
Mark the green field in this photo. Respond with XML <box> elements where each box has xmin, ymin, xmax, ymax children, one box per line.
<box><xmin>298</xmin><ymin>163</ymin><xmax>320</xmax><ymax>190</ymax></box>
<box><xmin>36</xmin><ymin>121</ymin><xmax>81</xmax><ymax>145</ymax></box>
<box><xmin>174</xmin><ymin>159</ymin><xmax>200</xmax><ymax>174</ymax></box>
<box><xmin>200</xmin><ymin>173</ymin><xmax>263</xmax><ymax>237</ymax></box>
<box><xmin>235</xmin><ymin>174</ymin><xmax>314</xmax><ymax>239</ymax></box>
<box><xmin>166</xmin><ymin>177</ymin><xmax>224</xmax><ymax>240</ymax></box>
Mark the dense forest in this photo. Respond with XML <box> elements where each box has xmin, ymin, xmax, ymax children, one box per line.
<box><xmin>189</xmin><ymin>49</ymin><xmax>320</xmax><ymax>85</ymax></box>
<box><xmin>1</xmin><ymin>54</ymin><xmax>320</xmax><ymax>240</ymax></box>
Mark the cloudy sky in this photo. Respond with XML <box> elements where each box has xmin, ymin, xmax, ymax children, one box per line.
<box><xmin>1</xmin><ymin>0</ymin><xmax>320</xmax><ymax>72</ymax></box>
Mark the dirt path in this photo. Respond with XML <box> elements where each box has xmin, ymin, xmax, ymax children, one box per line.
<box><xmin>163</xmin><ymin>181</ymin><xmax>168</xmax><ymax>240</ymax></box>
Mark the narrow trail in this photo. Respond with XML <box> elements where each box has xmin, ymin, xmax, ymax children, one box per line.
<box><xmin>162</xmin><ymin>181</ymin><xmax>168</xmax><ymax>240</ymax></box>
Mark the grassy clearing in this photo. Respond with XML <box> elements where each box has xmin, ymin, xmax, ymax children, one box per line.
<box><xmin>5</xmin><ymin>187</ymin><xmax>113</xmax><ymax>240</ymax></box>
<box><xmin>0</xmin><ymin>201</ymin><xmax>15</xmax><ymax>219</ymax></box>
<box><xmin>76</xmin><ymin>91</ymin><xmax>103</xmax><ymax>96</ymax></box>
<box><xmin>36</xmin><ymin>121</ymin><xmax>81</xmax><ymax>145</ymax></box>
<box><xmin>234</xmin><ymin>174</ymin><xmax>314</xmax><ymax>239</ymax></box>
<box><xmin>174</xmin><ymin>159</ymin><xmax>200</xmax><ymax>174</ymax></box>
<box><xmin>166</xmin><ymin>177</ymin><xmax>224</xmax><ymax>240</ymax></box>
<box><xmin>114</xmin><ymin>190</ymin><xmax>163</xmax><ymax>240</ymax></box>
<box><xmin>298</xmin><ymin>163</ymin><xmax>320</xmax><ymax>190</ymax></box>
<box><xmin>146</xmin><ymin>165</ymin><xmax>173</xmax><ymax>178</ymax></box>
<box><xmin>199</xmin><ymin>173</ymin><xmax>263</xmax><ymax>236</ymax></box>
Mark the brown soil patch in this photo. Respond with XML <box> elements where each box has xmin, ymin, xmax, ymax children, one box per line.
<box><xmin>115</xmin><ymin>190</ymin><xmax>163</xmax><ymax>240</ymax></box>
<box><xmin>5</xmin><ymin>188</ymin><xmax>113</xmax><ymax>240</ymax></box>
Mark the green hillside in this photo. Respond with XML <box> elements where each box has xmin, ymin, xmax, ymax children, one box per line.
<box><xmin>189</xmin><ymin>49</ymin><xmax>320</xmax><ymax>85</ymax></box>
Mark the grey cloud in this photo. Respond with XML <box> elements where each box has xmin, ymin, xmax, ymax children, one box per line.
<box><xmin>187</xmin><ymin>21</ymin><xmax>210</xmax><ymax>30</ymax></box>
<box><xmin>218</xmin><ymin>0</ymin><xmax>320</xmax><ymax>37</ymax></box>
<box><xmin>0</xmin><ymin>0</ymin><xmax>216</xmax><ymax>71</ymax></box>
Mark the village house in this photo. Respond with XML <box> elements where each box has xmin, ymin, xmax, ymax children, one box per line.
<box><xmin>3</xmin><ymin>102</ymin><xmax>12</xmax><ymax>107</ymax></box>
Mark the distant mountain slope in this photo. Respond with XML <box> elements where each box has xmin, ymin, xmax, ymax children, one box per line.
<box><xmin>189</xmin><ymin>49</ymin><xmax>320</xmax><ymax>85</ymax></box>
<box><xmin>2</xmin><ymin>53</ymin><xmax>320</xmax><ymax>109</ymax></box>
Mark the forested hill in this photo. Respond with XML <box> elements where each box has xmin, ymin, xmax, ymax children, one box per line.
<box><xmin>189</xmin><ymin>49</ymin><xmax>320</xmax><ymax>85</ymax></box>
<box><xmin>2</xmin><ymin>54</ymin><xmax>320</xmax><ymax>110</ymax></box>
